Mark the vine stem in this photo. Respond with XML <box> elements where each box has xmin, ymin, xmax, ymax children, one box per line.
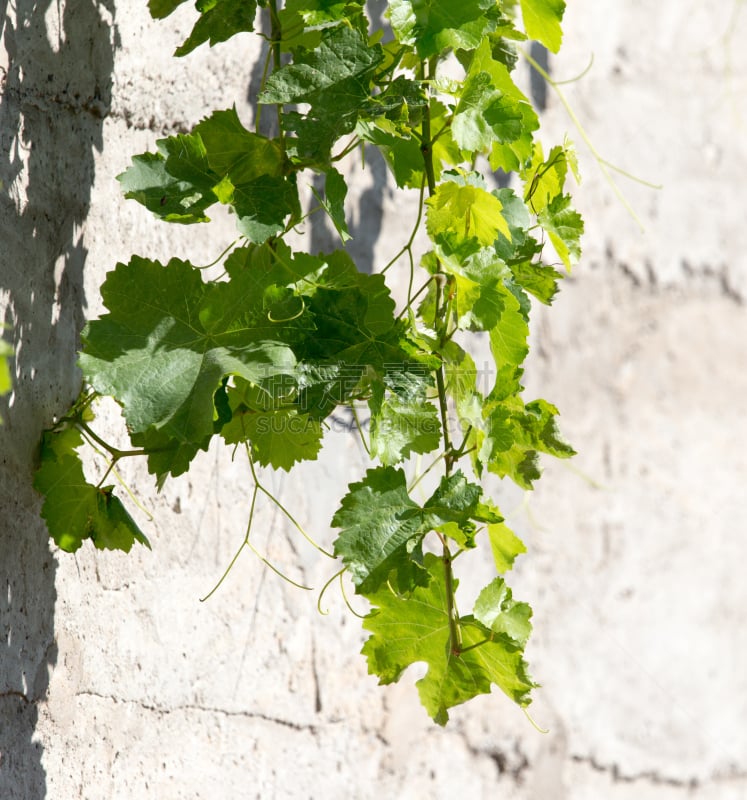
<box><xmin>268</xmin><ymin>0</ymin><xmax>285</xmax><ymax>147</ymax></box>
<box><xmin>247</xmin><ymin>449</ymin><xmax>335</xmax><ymax>559</ymax></box>
<box><xmin>420</xmin><ymin>55</ymin><xmax>462</xmax><ymax>657</ymax></box>
<box><xmin>522</xmin><ymin>48</ymin><xmax>661</xmax><ymax>231</ymax></box>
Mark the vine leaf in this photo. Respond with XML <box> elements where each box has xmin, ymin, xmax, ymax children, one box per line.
<box><xmin>313</xmin><ymin>167</ymin><xmax>352</xmax><ymax>243</ymax></box>
<box><xmin>34</xmin><ymin>428</ymin><xmax>150</xmax><ymax>553</ymax></box>
<box><xmin>0</xmin><ymin>338</ymin><xmax>12</xmax><ymax>401</ymax></box>
<box><xmin>175</xmin><ymin>0</ymin><xmax>259</xmax><ymax>56</ymax></box>
<box><xmin>452</xmin><ymin>72</ymin><xmax>524</xmax><ymax>154</ymax></box>
<box><xmin>487</xmin><ymin>522</ymin><xmax>527</xmax><ymax>573</ymax></box>
<box><xmin>333</xmin><ymin>467</ymin><xmax>502</xmax><ymax>593</ymax></box>
<box><xmin>426</xmin><ymin>175</ymin><xmax>511</xmax><ymax>258</ymax></box>
<box><xmin>477</xmin><ymin>397</ymin><xmax>575</xmax><ymax>489</ymax></box>
<box><xmin>388</xmin><ymin>0</ymin><xmax>501</xmax><ymax>58</ymax></box>
<box><xmin>362</xmin><ymin>553</ymin><xmax>535</xmax><ymax>725</ymax></box>
<box><xmin>119</xmin><ymin>109</ymin><xmax>298</xmax><ymax>242</ymax></box>
<box><xmin>332</xmin><ymin>467</ymin><xmax>430</xmax><ymax>594</ymax></box>
<box><xmin>538</xmin><ymin>194</ymin><xmax>584</xmax><ymax>270</ymax></box>
<box><xmin>473</xmin><ymin>576</ymin><xmax>533</xmax><ymax>647</ymax></box>
<box><xmin>520</xmin><ymin>0</ymin><xmax>566</xmax><ymax>54</ymax></box>
<box><xmin>260</xmin><ymin>26</ymin><xmax>384</xmax><ymax>163</ymax></box>
<box><xmin>79</xmin><ymin>256</ymin><xmax>299</xmax><ymax>480</ymax></box>
<box><xmin>118</xmin><ymin>136</ymin><xmax>218</xmax><ymax>224</ymax></box>
<box><xmin>222</xmin><ymin>379</ymin><xmax>324</xmax><ymax>471</ymax></box>
<box><xmin>423</xmin><ymin>470</ymin><xmax>502</xmax><ymax>548</ymax></box>
<box><xmin>368</xmin><ymin>372</ymin><xmax>440</xmax><ymax>465</ymax></box>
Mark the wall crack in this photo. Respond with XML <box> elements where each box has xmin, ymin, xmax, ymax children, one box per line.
<box><xmin>571</xmin><ymin>753</ymin><xmax>747</xmax><ymax>789</ymax></box>
<box><xmin>74</xmin><ymin>690</ymin><xmax>326</xmax><ymax>733</ymax></box>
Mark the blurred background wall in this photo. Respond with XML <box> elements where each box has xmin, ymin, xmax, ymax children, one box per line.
<box><xmin>1</xmin><ymin>1</ymin><xmax>745</xmax><ymax>797</ymax></box>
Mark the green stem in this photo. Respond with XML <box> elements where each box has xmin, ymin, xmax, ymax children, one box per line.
<box><xmin>523</xmin><ymin>48</ymin><xmax>660</xmax><ymax>230</ymax></box>
<box><xmin>247</xmin><ymin>451</ymin><xmax>335</xmax><ymax>559</ymax></box>
<box><xmin>268</xmin><ymin>0</ymin><xmax>285</xmax><ymax>147</ymax></box>
<box><xmin>78</xmin><ymin>422</ymin><xmax>150</xmax><ymax>460</ymax></box>
<box><xmin>441</xmin><ymin>540</ymin><xmax>462</xmax><ymax>654</ymax></box>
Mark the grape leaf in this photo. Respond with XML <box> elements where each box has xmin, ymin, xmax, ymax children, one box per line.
<box><xmin>79</xmin><ymin>256</ymin><xmax>300</xmax><ymax>479</ymax></box>
<box><xmin>388</xmin><ymin>0</ymin><xmax>501</xmax><ymax>58</ymax></box>
<box><xmin>312</xmin><ymin>167</ymin><xmax>352</xmax><ymax>243</ymax></box>
<box><xmin>368</xmin><ymin>375</ymin><xmax>440</xmax><ymax>465</ymax></box>
<box><xmin>332</xmin><ymin>467</ymin><xmax>430</xmax><ymax>593</ymax></box>
<box><xmin>362</xmin><ymin>553</ymin><xmax>535</xmax><ymax>725</ymax></box>
<box><xmin>520</xmin><ymin>0</ymin><xmax>566</xmax><ymax>53</ymax></box>
<box><xmin>119</xmin><ymin>111</ymin><xmax>298</xmax><ymax>242</ymax></box>
<box><xmin>423</xmin><ymin>470</ymin><xmax>502</xmax><ymax>548</ymax></box>
<box><xmin>538</xmin><ymin>193</ymin><xmax>584</xmax><ymax>269</ymax></box>
<box><xmin>175</xmin><ymin>0</ymin><xmax>259</xmax><ymax>57</ymax></box>
<box><xmin>452</xmin><ymin>71</ymin><xmax>524</xmax><ymax>153</ymax></box>
<box><xmin>488</xmin><ymin>286</ymin><xmax>529</xmax><ymax>372</ymax></box>
<box><xmin>522</xmin><ymin>142</ymin><xmax>570</xmax><ymax>214</ymax></box>
<box><xmin>487</xmin><ymin>522</ymin><xmax>527</xmax><ymax>573</ymax></box>
<box><xmin>357</xmin><ymin>100</ymin><xmax>460</xmax><ymax>189</ymax></box>
<box><xmin>117</xmin><ymin>139</ymin><xmax>218</xmax><ymax>224</ymax></box>
<box><xmin>427</xmin><ymin>176</ymin><xmax>511</xmax><ymax>259</ymax></box>
<box><xmin>221</xmin><ymin>378</ymin><xmax>324</xmax><ymax>471</ymax></box>
<box><xmin>194</xmin><ymin>108</ymin><xmax>286</xmax><ymax>183</ymax></box>
<box><xmin>473</xmin><ymin>576</ymin><xmax>533</xmax><ymax>647</ymax></box>
<box><xmin>478</xmin><ymin>396</ymin><xmax>574</xmax><ymax>488</ymax></box>
<box><xmin>0</xmin><ymin>338</ymin><xmax>12</xmax><ymax>399</ymax></box>
<box><xmin>456</xmin><ymin>40</ymin><xmax>538</xmax><ymax>173</ymax></box>
<box><xmin>148</xmin><ymin>0</ymin><xmax>187</xmax><ymax>20</ymax></box>
<box><xmin>34</xmin><ymin>427</ymin><xmax>150</xmax><ymax>553</ymax></box>
<box><xmin>261</xmin><ymin>26</ymin><xmax>383</xmax><ymax>163</ymax></box>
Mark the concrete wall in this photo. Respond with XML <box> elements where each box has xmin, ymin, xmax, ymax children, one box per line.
<box><xmin>1</xmin><ymin>1</ymin><xmax>745</xmax><ymax>797</ymax></box>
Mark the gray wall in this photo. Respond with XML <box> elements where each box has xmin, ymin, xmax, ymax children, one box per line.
<box><xmin>1</xmin><ymin>1</ymin><xmax>745</xmax><ymax>798</ymax></box>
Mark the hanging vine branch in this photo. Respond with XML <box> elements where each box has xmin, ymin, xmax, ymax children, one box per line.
<box><xmin>35</xmin><ymin>0</ymin><xmax>584</xmax><ymax>725</ymax></box>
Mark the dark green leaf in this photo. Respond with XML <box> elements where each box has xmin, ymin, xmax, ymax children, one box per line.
<box><xmin>175</xmin><ymin>0</ymin><xmax>259</xmax><ymax>56</ymax></box>
<box><xmin>34</xmin><ymin>427</ymin><xmax>150</xmax><ymax>553</ymax></box>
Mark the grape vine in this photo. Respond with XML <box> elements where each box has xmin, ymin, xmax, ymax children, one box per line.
<box><xmin>35</xmin><ymin>0</ymin><xmax>583</xmax><ymax>725</ymax></box>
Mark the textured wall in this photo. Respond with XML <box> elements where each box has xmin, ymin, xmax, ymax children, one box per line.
<box><xmin>1</xmin><ymin>1</ymin><xmax>745</xmax><ymax>798</ymax></box>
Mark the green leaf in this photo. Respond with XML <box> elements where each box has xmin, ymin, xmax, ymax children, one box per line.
<box><xmin>520</xmin><ymin>0</ymin><xmax>566</xmax><ymax>53</ymax></box>
<box><xmin>368</xmin><ymin>373</ymin><xmax>440</xmax><ymax>465</ymax></box>
<box><xmin>473</xmin><ymin>577</ymin><xmax>533</xmax><ymax>647</ymax></box>
<box><xmin>221</xmin><ymin>378</ymin><xmax>324</xmax><ymax>471</ymax></box>
<box><xmin>148</xmin><ymin>0</ymin><xmax>187</xmax><ymax>20</ymax></box>
<box><xmin>487</xmin><ymin>522</ymin><xmax>526</xmax><ymax>573</ymax></box>
<box><xmin>312</xmin><ymin>167</ymin><xmax>352</xmax><ymax>243</ymax></box>
<box><xmin>0</xmin><ymin>338</ymin><xmax>12</xmax><ymax>398</ymax></box>
<box><xmin>488</xmin><ymin>286</ymin><xmax>529</xmax><ymax>372</ymax></box>
<box><xmin>455</xmin><ymin>40</ymin><xmax>538</xmax><ymax>172</ymax></box>
<box><xmin>117</xmin><ymin>142</ymin><xmax>218</xmax><ymax>225</ymax></box>
<box><xmin>427</xmin><ymin>176</ymin><xmax>511</xmax><ymax>258</ymax></box>
<box><xmin>332</xmin><ymin>467</ymin><xmax>430</xmax><ymax>593</ymax></box>
<box><xmin>175</xmin><ymin>0</ymin><xmax>259</xmax><ymax>57</ymax></box>
<box><xmin>478</xmin><ymin>396</ymin><xmax>574</xmax><ymax>489</ymax></box>
<box><xmin>194</xmin><ymin>108</ymin><xmax>286</xmax><ymax>183</ymax></box>
<box><xmin>358</xmin><ymin>100</ymin><xmax>460</xmax><ymax>189</ymax></box>
<box><xmin>79</xmin><ymin>256</ymin><xmax>299</xmax><ymax>479</ymax></box>
<box><xmin>34</xmin><ymin>427</ymin><xmax>150</xmax><ymax>553</ymax></box>
<box><xmin>452</xmin><ymin>72</ymin><xmax>524</xmax><ymax>153</ymax></box>
<box><xmin>362</xmin><ymin>553</ymin><xmax>535</xmax><ymax>725</ymax></box>
<box><xmin>233</xmin><ymin>174</ymin><xmax>301</xmax><ymax>242</ymax></box>
<box><xmin>522</xmin><ymin>142</ymin><xmax>569</xmax><ymax>214</ymax></box>
<box><xmin>538</xmin><ymin>193</ymin><xmax>584</xmax><ymax>270</ymax></box>
<box><xmin>423</xmin><ymin>470</ymin><xmax>502</xmax><ymax>548</ymax></box>
<box><xmin>388</xmin><ymin>0</ymin><xmax>500</xmax><ymax>58</ymax></box>
<box><xmin>261</xmin><ymin>26</ymin><xmax>383</xmax><ymax>163</ymax></box>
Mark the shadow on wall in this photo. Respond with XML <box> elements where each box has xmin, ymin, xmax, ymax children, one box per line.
<box><xmin>0</xmin><ymin>0</ymin><xmax>117</xmax><ymax>795</ymax></box>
